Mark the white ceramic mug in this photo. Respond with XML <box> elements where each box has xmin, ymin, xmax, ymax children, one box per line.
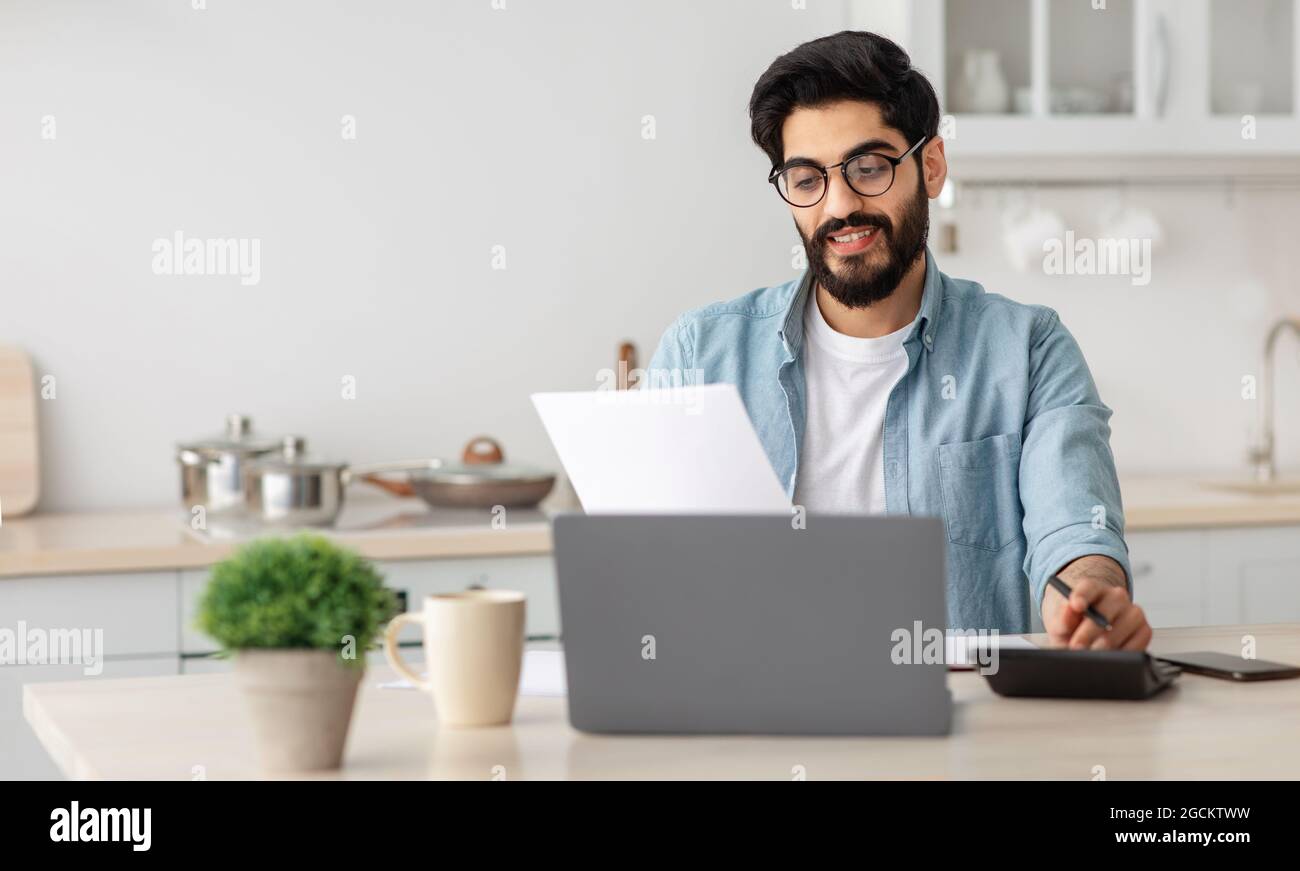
<box><xmin>1098</xmin><ymin>203</ymin><xmax>1164</xmax><ymax>250</ymax></box>
<box><xmin>1002</xmin><ymin>204</ymin><xmax>1066</xmax><ymax>273</ymax></box>
<box><xmin>384</xmin><ymin>590</ymin><xmax>526</xmax><ymax>727</ymax></box>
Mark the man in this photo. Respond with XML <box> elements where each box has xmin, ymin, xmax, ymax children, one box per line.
<box><xmin>648</xmin><ymin>31</ymin><xmax>1149</xmax><ymax>649</ymax></box>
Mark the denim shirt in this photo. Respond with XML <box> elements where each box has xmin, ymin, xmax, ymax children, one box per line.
<box><xmin>647</xmin><ymin>248</ymin><xmax>1131</xmax><ymax>633</ymax></box>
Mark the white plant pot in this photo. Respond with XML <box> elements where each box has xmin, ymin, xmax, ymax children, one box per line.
<box><xmin>234</xmin><ymin>649</ymin><xmax>364</xmax><ymax>772</ymax></box>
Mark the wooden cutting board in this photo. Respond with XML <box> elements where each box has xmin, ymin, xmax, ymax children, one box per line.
<box><xmin>0</xmin><ymin>346</ymin><xmax>40</xmax><ymax>518</ymax></box>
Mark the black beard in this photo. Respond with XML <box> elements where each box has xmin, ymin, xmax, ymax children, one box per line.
<box><xmin>797</xmin><ymin>174</ymin><xmax>930</xmax><ymax>309</ymax></box>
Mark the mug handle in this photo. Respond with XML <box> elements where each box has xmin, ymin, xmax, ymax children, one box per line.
<box><xmin>383</xmin><ymin>612</ymin><xmax>431</xmax><ymax>691</ymax></box>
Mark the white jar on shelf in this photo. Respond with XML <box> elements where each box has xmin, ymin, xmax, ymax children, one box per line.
<box><xmin>957</xmin><ymin>50</ymin><xmax>1010</xmax><ymax>114</ymax></box>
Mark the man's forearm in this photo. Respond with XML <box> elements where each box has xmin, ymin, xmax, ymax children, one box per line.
<box><xmin>1056</xmin><ymin>554</ymin><xmax>1128</xmax><ymax>592</ymax></box>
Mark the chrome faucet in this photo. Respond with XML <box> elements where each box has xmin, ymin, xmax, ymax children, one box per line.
<box><xmin>1249</xmin><ymin>317</ymin><xmax>1300</xmax><ymax>482</ymax></box>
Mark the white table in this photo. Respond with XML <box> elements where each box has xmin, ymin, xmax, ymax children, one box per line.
<box><xmin>24</xmin><ymin>624</ymin><xmax>1300</xmax><ymax>780</ymax></box>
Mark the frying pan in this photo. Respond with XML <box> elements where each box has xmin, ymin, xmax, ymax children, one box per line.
<box><xmin>362</xmin><ymin>436</ymin><xmax>555</xmax><ymax>509</ymax></box>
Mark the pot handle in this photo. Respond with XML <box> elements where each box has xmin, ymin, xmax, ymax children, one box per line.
<box><xmin>384</xmin><ymin>613</ymin><xmax>431</xmax><ymax>692</ymax></box>
<box><xmin>462</xmin><ymin>436</ymin><xmax>504</xmax><ymax>465</ymax></box>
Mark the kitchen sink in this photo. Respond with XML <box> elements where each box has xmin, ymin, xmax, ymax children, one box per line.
<box><xmin>1201</xmin><ymin>478</ymin><xmax>1300</xmax><ymax>495</ymax></box>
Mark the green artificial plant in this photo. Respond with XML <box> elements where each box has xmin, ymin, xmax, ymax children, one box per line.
<box><xmin>196</xmin><ymin>534</ymin><xmax>399</xmax><ymax>667</ymax></box>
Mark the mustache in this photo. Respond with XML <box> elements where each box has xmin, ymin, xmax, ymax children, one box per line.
<box><xmin>815</xmin><ymin>213</ymin><xmax>892</xmax><ymax>244</ymax></box>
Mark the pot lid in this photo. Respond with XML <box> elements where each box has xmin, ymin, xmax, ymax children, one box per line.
<box><xmin>408</xmin><ymin>437</ymin><xmax>554</xmax><ymax>486</ymax></box>
<box><xmin>246</xmin><ymin>436</ymin><xmax>348</xmax><ymax>473</ymax></box>
<box><xmin>177</xmin><ymin>414</ymin><xmax>282</xmax><ymax>457</ymax></box>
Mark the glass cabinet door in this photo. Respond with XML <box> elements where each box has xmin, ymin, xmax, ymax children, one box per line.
<box><xmin>1047</xmin><ymin>0</ymin><xmax>1137</xmax><ymax>115</ymax></box>
<box><xmin>944</xmin><ymin>0</ymin><xmax>1032</xmax><ymax>114</ymax></box>
<box><xmin>1209</xmin><ymin>0</ymin><xmax>1295</xmax><ymax>116</ymax></box>
<box><xmin>944</xmin><ymin>0</ymin><xmax>1138</xmax><ymax>117</ymax></box>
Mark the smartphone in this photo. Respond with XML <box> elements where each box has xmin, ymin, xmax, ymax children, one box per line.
<box><xmin>1154</xmin><ymin>651</ymin><xmax>1300</xmax><ymax>681</ymax></box>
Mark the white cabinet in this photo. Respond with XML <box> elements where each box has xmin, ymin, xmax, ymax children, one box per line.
<box><xmin>178</xmin><ymin>569</ymin><xmax>211</xmax><ymax>653</ymax></box>
<box><xmin>179</xmin><ymin>653</ymin><xmax>231</xmax><ymax>675</ymax></box>
<box><xmin>380</xmin><ymin>557</ymin><xmax>559</xmax><ymax>639</ymax></box>
<box><xmin>180</xmin><ymin>555</ymin><xmax>559</xmax><ymax>655</ymax></box>
<box><xmin>1126</xmin><ymin>529</ymin><xmax>1208</xmax><ymax>627</ymax></box>
<box><xmin>3</xmin><ymin>656</ymin><xmax>178</xmax><ymax>780</ymax></box>
<box><xmin>0</xmin><ymin>571</ymin><xmax>179</xmax><ymax>658</ymax></box>
<box><xmin>1127</xmin><ymin>525</ymin><xmax>1300</xmax><ymax>626</ymax></box>
<box><xmin>0</xmin><ymin>569</ymin><xmax>182</xmax><ymax>779</ymax></box>
<box><xmin>1204</xmin><ymin>527</ymin><xmax>1300</xmax><ymax>624</ymax></box>
<box><xmin>854</xmin><ymin>0</ymin><xmax>1300</xmax><ymax>156</ymax></box>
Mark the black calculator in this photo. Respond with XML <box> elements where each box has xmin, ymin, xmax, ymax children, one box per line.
<box><xmin>983</xmin><ymin>649</ymin><xmax>1181</xmax><ymax>700</ymax></box>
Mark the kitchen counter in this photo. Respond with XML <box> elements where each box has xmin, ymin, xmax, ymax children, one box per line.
<box><xmin>3</xmin><ymin>474</ymin><xmax>1300</xmax><ymax>579</ymax></box>
<box><xmin>0</xmin><ymin>494</ymin><xmax>559</xmax><ymax>579</ymax></box>
<box><xmin>23</xmin><ymin>624</ymin><xmax>1300</xmax><ymax>779</ymax></box>
<box><xmin>1120</xmin><ymin>474</ymin><xmax>1300</xmax><ymax>530</ymax></box>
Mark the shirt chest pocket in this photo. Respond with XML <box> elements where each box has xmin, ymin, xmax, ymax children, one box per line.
<box><xmin>937</xmin><ymin>433</ymin><xmax>1024</xmax><ymax>552</ymax></box>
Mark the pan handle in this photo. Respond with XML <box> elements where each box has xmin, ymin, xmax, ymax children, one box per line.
<box><xmin>358</xmin><ymin>475</ymin><xmax>416</xmax><ymax>497</ymax></box>
<box><xmin>342</xmin><ymin>458</ymin><xmax>441</xmax><ymax>487</ymax></box>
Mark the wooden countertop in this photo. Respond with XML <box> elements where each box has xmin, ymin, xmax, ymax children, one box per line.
<box><xmin>3</xmin><ymin>475</ymin><xmax>1299</xmax><ymax>578</ymax></box>
<box><xmin>23</xmin><ymin>624</ymin><xmax>1300</xmax><ymax>780</ymax></box>
<box><xmin>1120</xmin><ymin>474</ymin><xmax>1300</xmax><ymax>530</ymax></box>
<box><xmin>0</xmin><ymin>495</ymin><xmax>557</xmax><ymax>579</ymax></box>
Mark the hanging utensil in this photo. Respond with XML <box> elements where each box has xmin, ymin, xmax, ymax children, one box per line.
<box><xmin>617</xmin><ymin>341</ymin><xmax>639</xmax><ymax>390</ymax></box>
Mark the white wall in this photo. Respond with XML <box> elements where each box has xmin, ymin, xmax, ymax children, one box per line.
<box><xmin>939</xmin><ymin>184</ymin><xmax>1300</xmax><ymax>481</ymax></box>
<box><xmin>1</xmin><ymin>0</ymin><xmax>849</xmax><ymax>510</ymax></box>
<box><xmin>2</xmin><ymin>0</ymin><xmax>1299</xmax><ymax>510</ymax></box>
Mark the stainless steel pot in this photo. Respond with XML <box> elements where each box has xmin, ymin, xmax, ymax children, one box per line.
<box><xmin>177</xmin><ymin>414</ymin><xmax>284</xmax><ymax>514</ymax></box>
<box><xmin>243</xmin><ymin>437</ymin><xmax>435</xmax><ymax>527</ymax></box>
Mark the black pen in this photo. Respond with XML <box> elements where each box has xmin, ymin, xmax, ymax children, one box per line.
<box><xmin>1048</xmin><ymin>575</ymin><xmax>1113</xmax><ymax>631</ymax></box>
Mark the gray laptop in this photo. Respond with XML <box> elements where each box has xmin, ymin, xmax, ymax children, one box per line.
<box><xmin>553</xmin><ymin>514</ymin><xmax>952</xmax><ymax>736</ymax></box>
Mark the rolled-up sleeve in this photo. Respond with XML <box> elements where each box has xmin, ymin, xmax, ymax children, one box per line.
<box><xmin>1019</xmin><ymin>309</ymin><xmax>1131</xmax><ymax>611</ymax></box>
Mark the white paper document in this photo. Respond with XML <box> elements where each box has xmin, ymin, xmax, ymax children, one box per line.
<box><xmin>945</xmin><ymin>633</ymin><xmax>1039</xmax><ymax>669</ymax></box>
<box><xmin>531</xmin><ymin>383</ymin><xmax>791</xmax><ymax>514</ymax></box>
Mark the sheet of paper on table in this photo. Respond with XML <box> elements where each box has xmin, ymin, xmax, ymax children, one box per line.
<box><xmin>945</xmin><ymin>633</ymin><xmax>1039</xmax><ymax>669</ymax></box>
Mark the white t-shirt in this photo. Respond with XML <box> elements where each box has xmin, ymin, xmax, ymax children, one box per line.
<box><xmin>793</xmin><ymin>293</ymin><xmax>913</xmax><ymax>514</ymax></box>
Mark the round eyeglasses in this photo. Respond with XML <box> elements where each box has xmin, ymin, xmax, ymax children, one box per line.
<box><xmin>768</xmin><ymin>136</ymin><xmax>927</xmax><ymax>207</ymax></box>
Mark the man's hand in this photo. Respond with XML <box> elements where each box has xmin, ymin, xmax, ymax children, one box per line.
<box><xmin>1041</xmin><ymin>555</ymin><xmax>1151</xmax><ymax>651</ymax></box>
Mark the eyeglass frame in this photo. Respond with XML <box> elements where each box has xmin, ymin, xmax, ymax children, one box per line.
<box><xmin>767</xmin><ymin>135</ymin><xmax>929</xmax><ymax>207</ymax></box>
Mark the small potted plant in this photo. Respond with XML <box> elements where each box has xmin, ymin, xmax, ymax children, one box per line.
<box><xmin>196</xmin><ymin>534</ymin><xmax>399</xmax><ymax>771</ymax></box>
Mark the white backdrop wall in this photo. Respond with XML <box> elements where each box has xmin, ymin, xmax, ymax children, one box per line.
<box><xmin>940</xmin><ymin>185</ymin><xmax>1300</xmax><ymax>484</ymax></box>
<box><xmin>2</xmin><ymin>0</ymin><xmax>1298</xmax><ymax>510</ymax></box>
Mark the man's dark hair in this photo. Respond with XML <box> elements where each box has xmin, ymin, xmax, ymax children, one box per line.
<box><xmin>748</xmin><ymin>30</ymin><xmax>940</xmax><ymax>171</ymax></box>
